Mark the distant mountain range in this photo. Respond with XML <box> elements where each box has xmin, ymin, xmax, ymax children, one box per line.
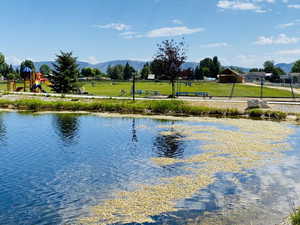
<box><xmin>28</xmin><ymin>60</ymin><xmax>294</xmax><ymax>73</ymax></box>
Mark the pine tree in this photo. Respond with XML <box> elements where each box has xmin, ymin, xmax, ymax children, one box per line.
<box><xmin>123</xmin><ymin>62</ymin><xmax>135</xmax><ymax>80</ymax></box>
<box><xmin>49</xmin><ymin>51</ymin><xmax>79</xmax><ymax>93</ymax></box>
<box><xmin>212</xmin><ymin>56</ymin><xmax>221</xmax><ymax>78</ymax></box>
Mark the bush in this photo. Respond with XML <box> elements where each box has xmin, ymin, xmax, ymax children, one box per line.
<box><xmin>247</xmin><ymin>109</ymin><xmax>287</xmax><ymax>120</ymax></box>
<box><xmin>291</xmin><ymin>209</ymin><xmax>300</xmax><ymax>225</ymax></box>
<box><xmin>248</xmin><ymin>109</ymin><xmax>264</xmax><ymax>118</ymax></box>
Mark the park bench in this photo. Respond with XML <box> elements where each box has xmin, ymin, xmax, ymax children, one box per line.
<box><xmin>130</xmin><ymin>90</ymin><xmax>161</xmax><ymax>96</ymax></box>
<box><xmin>176</xmin><ymin>92</ymin><xmax>209</xmax><ymax>97</ymax></box>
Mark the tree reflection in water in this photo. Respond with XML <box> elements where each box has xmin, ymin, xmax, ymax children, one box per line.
<box><xmin>153</xmin><ymin>122</ymin><xmax>184</xmax><ymax>159</ymax></box>
<box><xmin>131</xmin><ymin>118</ymin><xmax>138</xmax><ymax>143</ymax></box>
<box><xmin>53</xmin><ymin>114</ymin><xmax>79</xmax><ymax>145</ymax></box>
<box><xmin>0</xmin><ymin>113</ymin><xmax>6</xmax><ymax>143</ymax></box>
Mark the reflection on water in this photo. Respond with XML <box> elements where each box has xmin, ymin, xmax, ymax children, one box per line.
<box><xmin>153</xmin><ymin>122</ymin><xmax>185</xmax><ymax>159</ymax></box>
<box><xmin>131</xmin><ymin>118</ymin><xmax>138</xmax><ymax>143</ymax></box>
<box><xmin>0</xmin><ymin>112</ymin><xmax>299</xmax><ymax>225</ymax></box>
<box><xmin>0</xmin><ymin>113</ymin><xmax>6</xmax><ymax>143</ymax></box>
<box><xmin>53</xmin><ymin>114</ymin><xmax>79</xmax><ymax>145</ymax></box>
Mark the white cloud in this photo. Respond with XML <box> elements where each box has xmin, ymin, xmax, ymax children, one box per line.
<box><xmin>277</xmin><ymin>19</ymin><xmax>300</xmax><ymax>28</ymax></box>
<box><xmin>119</xmin><ymin>26</ymin><xmax>203</xmax><ymax>39</ymax></box>
<box><xmin>276</xmin><ymin>49</ymin><xmax>300</xmax><ymax>55</ymax></box>
<box><xmin>254</xmin><ymin>33</ymin><xmax>299</xmax><ymax>45</ymax></box>
<box><xmin>200</xmin><ymin>42</ymin><xmax>230</xmax><ymax>48</ymax></box>
<box><xmin>288</xmin><ymin>4</ymin><xmax>300</xmax><ymax>8</ymax></box>
<box><xmin>217</xmin><ymin>0</ymin><xmax>274</xmax><ymax>13</ymax></box>
<box><xmin>146</xmin><ymin>26</ymin><xmax>204</xmax><ymax>38</ymax></box>
<box><xmin>217</xmin><ymin>0</ymin><xmax>259</xmax><ymax>10</ymax></box>
<box><xmin>93</xmin><ymin>23</ymin><xmax>131</xmax><ymax>31</ymax></box>
<box><xmin>278</xmin><ymin>22</ymin><xmax>297</xmax><ymax>28</ymax></box>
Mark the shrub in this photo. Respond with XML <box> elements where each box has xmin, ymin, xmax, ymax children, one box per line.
<box><xmin>248</xmin><ymin>109</ymin><xmax>264</xmax><ymax>118</ymax></box>
<box><xmin>291</xmin><ymin>209</ymin><xmax>300</xmax><ymax>225</ymax></box>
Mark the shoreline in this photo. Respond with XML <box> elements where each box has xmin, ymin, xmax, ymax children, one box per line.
<box><xmin>0</xmin><ymin>96</ymin><xmax>295</xmax><ymax>122</ymax></box>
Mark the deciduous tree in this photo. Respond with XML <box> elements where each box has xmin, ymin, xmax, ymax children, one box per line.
<box><xmin>291</xmin><ymin>60</ymin><xmax>300</xmax><ymax>73</ymax></box>
<box><xmin>40</xmin><ymin>64</ymin><xmax>51</xmax><ymax>76</ymax></box>
<box><xmin>153</xmin><ymin>39</ymin><xmax>186</xmax><ymax>98</ymax></box>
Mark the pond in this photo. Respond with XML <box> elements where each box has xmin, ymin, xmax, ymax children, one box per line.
<box><xmin>0</xmin><ymin>112</ymin><xmax>299</xmax><ymax>225</ymax></box>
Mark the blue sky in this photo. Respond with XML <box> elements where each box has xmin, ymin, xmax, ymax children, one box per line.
<box><xmin>1</xmin><ymin>0</ymin><xmax>300</xmax><ymax>67</ymax></box>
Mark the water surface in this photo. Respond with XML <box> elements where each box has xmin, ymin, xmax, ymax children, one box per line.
<box><xmin>0</xmin><ymin>112</ymin><xmax>299</xmax><ymax>225</ymax></box>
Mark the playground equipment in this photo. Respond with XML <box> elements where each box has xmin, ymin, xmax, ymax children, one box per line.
<box><xmin>7</xmin><ymin>67</ymin><xmax>49</xmax><ymax>93</ymax></box>
<box><xmin>6</xmin><ymin>80</ymin><xmax>16</xmax><ymax>92</ymax></box>
<box><xmin>29</xmin><ymin>72</ymin><xmax>47</xmax><ymax>93</ymax></box>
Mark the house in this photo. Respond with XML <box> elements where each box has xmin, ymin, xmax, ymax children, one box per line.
<box><xmin>244</xmin><ymin>72</ymin><xmax>266</xmax><ymax>82</ymax></box>
<box><xmin>218</xmin><ymin>68</ymin><xmax>244</xmax><ymax>83</ymax></box>
<box><xmin>280</xmin><ymin>73</ymin><xmax>300</xmax><ymax>83</ymax></box>
<box><xmin>290</xmin><ymin>73</ymin><xmax>300</xmax><ymax>83</ymax></box>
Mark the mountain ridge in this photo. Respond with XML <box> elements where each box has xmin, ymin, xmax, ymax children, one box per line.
<box><xmin>21</xmin><ymin>60</ymin><xmax>294</xmax><ymax>74</ymax></box>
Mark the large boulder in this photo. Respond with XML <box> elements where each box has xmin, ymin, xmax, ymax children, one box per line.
<box><xmin>247</xmin><ymin>99</ymin><xmax>270</xmax><ymax>109</ymax></box>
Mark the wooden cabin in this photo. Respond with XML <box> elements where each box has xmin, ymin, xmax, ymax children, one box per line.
<box><xmin>218</xmin><ymin>68</ymin><xmax>244</xmax><ymax>83</ymax></box>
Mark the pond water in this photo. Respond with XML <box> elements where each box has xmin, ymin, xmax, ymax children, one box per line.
<box><xmin>0</xmin><ymin>112</ymin><xmax>299</xmax><ymax>225</ymax></box>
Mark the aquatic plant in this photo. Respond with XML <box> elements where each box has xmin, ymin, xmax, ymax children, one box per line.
<box><xmin>78</xmin><ymin>118</ymin><xmax>294</xmax><ymax>224</ymax></box>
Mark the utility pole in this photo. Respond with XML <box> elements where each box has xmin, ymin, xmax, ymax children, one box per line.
<box><xmin>229</xmin><ymin>77</ymin><xmax>237</xmax><ymax>99</ymax></box>
<box><xmin>289</xmin><ymin>74</ymin><xmax>296</xmax><ymax>100</ymax></box>
<box><xmin>132</xmin><ymin>72</ymin><xmax>136</xmax><ymax>101</ymax></box>
<box><xmin>260</xmin><ymin>77</ymin><xmax>264</xmax><ymax>99</ymax></box>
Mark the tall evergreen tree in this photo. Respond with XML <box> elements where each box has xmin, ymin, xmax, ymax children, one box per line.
<box><xmin>123</xmin><ymin>62</ymin><xmax>135</xmax><ymax>80</ymax></box>
<box><xmin>49</xmin><ymin>51</ymin><xmax>80</xmax><ymax>93</ymax></box>
<box><xmin>0</xmin><ymin>53</ymin><xmax>4</xmax><ymax>66</ymax></box>
<box><xmin>212</xmin><ymin>56</ymin><xmax>221</xmax><ymax>78</ymax></box>
<box><xmin>8</xmin><ymin>64</ymin><xmax>14</xmax><ymax>74</ymax></box>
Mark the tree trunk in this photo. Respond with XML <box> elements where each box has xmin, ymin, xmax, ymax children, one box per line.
<box><xmin>171</xmin><ymin>80</ymin><xmax>175</xmax><ymax>98</ymax></box>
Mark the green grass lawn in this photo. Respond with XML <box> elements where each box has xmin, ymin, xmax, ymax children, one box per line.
<box><xmin>81</xmin><ymin>81</ymin><xmax>297</xmax><ymax>98</ymax></box>
<box><xmin>0</xmin><ymin>81</ymin><xmax>297</xmax><ymax>98</ymax></box>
